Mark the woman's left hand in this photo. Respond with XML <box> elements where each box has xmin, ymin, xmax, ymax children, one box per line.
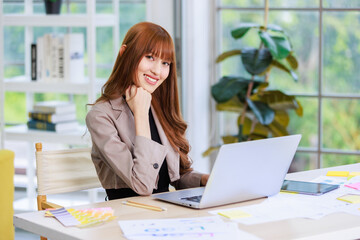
<box><xmin>200</xmin><ymin>174</ymin><xmax>210</xmax><ymax>186</ymax></box>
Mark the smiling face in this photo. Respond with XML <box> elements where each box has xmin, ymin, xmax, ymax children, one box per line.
<box><xmin>136</xmin><ymin>54</ymin><xmax>171</xmax><ymax>93</ymax></box>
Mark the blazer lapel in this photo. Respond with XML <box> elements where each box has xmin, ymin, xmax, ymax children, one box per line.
<box><xmin>110</xmin><ymin>97</ymin><xmax>136</xmax><ymax>145</ymax></box>
<box><xmin>151</xmin><ymin>105</ymin><xmax>180</xmax><ymax>181</ymax></box>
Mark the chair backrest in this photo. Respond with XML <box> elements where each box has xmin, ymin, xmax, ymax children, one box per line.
<box><xmin>35</xmin><ymin>142</ymin><xmax>101</xmax><ymax>196</ymax></box>
<box><xmin>0</xmin><ymin>149</ymin><xmax>15</xmax><ymax>240</ymax></box>
<box><xmin>35</xmin><ymin>142</ymin><xmax>101</xmax><ymax>212</ymax></box>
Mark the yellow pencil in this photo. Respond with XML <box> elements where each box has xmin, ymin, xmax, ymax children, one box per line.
<box><xmin>122</xmin><ymin>200</ymin><xmax>166</xmax><ymax>212</ymax></box>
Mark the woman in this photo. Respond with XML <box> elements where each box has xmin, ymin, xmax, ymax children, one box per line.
<box><xmin>86</xmin><ymin>22</ymin><xmax>209</xmax><ymax>200</ymax></box>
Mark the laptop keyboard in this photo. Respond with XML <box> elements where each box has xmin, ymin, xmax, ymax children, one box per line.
<box><xmin>181</xmin><ymin>195</ymin><xmax>202</xmax><ymax>203</ymax></box>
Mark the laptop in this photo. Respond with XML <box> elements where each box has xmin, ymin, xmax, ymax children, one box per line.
<box><xmin>153</xmin><ymin>134</ymin><xmax>302</xmax><ymax>209</ymax></box>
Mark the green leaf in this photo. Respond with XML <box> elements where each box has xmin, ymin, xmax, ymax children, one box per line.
<box><xmin>248</xmin><ymin>133</ymin><xmax>268</xmax><ymax>140</ymax></box>
<box><xmin>222</xmin><ymin>135</ymin><xmax>239</xmax><ymax>144</ymax></box>
<box><xmin>202</xmin><ymin>146</ymin><xmax>221</xmax><ymax>157</ymax></box>
<box><xmin>246</xmin><ymin>98</ymin><xmax>275</xmax><ymax>125</ymax></box>
<box><xmin>235</xmin><ymin>81</ymin><xmax>268</xmax><ymax>102</ymax></box>
<box><xmin>273</xmin><ymin>110</ymin><xmax>290</xmax><ymax>128</ymax></box>
<box><xmin>211</xmin><ymin>76</ymin><xmax>250</xmax><ymax>103</ymax></box>
<box><xmin>259</xmin><ymin>31</ymin><xmax>278</xmax><ymax>57</ymax></box>
<box><xmin>237</xmin><ymin>125</ymin><xmax>248</xmax><ymax>142</ymax></box>
<box><xmin>231</xmin><ymin>23</ymin><xmax>260</xmax><ymax>39</ymax></box>
<box><xmin>268</xmin><ymin>112</ymin><xmax>290</xmax><ymax>137</ymax></box>
<box><xmin>211</xmin><ymin>76</ymin><xmax>266</xmax><ymax>103</ymax></box>
<box><xmin>272</xmin><ymin>60</ymin><xmax>298</xmax><ymax>81</ymax></box>
<box><xmin>272</xmin><ymin>36</ymin><xmax>292</xmax><ymax>59</ymax></box>
<box><xmin>216</xmin><ymin>49</ymin><xmax>242</xmax><ymax>63</ymax></box>
<box><xmin>241</xmin><ymin>48</ymin><xmax>273</xmax><ymax>75</ymax></box>
<box><xmin>259</xmin><ymin>32</ymin><xmax>291</xmax><ymax>59</ymax></box>
<box><xmin>238</xmin><ymin>115</ymin><xmax>269</xmax><ymax>137</ymax></box>
<box><xmin>266</xmin><ymin>24</ymin><xmax>284</xmax><ymax>32</ymax></box>
<box><xmin>295</xmin><ymin>99</ymin><xmax>303</xmax><ymax>117</ymax></box>
<box><xmin>216</xmin><ymin>96</ymin><xmax>244</xmax><ymax>112</ymax></box>
<box><xmin>252</xmin><ymin>90</ymin><xmax>301</xmax><ymax>111</ymax></box>
<box><xmin>286</xmin><ymin>54</ymin><xmax>298</xmax><ymax>70</ymax></box>
<box><xmin>240</xmin><ymin>115</ymin><xmax>252</xmax><ymax>135</ymax></box>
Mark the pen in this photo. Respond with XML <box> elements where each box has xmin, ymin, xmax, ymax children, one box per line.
<box><xmin>122</xmin><ymin>200</ymin><xmax>167</xmax><ymax>212</ymax></box>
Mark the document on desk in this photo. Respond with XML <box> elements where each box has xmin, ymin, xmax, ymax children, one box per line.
<box><xmin>118</xmin><ymin>216</ymin><xmax>261</xmax><ymax>240</ymax></box>
<box><xmin>209</xmin><ymin>176</ymin><xmax>360</xmax><ymax>225</ymax></box>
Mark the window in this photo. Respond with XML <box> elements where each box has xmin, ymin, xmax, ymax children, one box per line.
<box><xmin>217</xmin><ymin>0</ymin><xmax>360</xmax><ymax>171</ymax></box>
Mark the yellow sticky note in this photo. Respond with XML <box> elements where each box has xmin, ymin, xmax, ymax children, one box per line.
<box><xmin>280</xmin><ymin>190</ymin><xmax>298</xmax><ymax>194</ymax></box>
<box><xmin>218</xmin><ymin>209</ymin><xmax>252</xmax><ymax>219</ymax></box>
<box><xmin>337</xmin><ymin>194</ymin><xmax>360</xmax><ymax>204</ymax></box>
<box><xmin>348</xmin><ymin>172</ymin><xmax>360</xmax><ymax>180</ymax></box>
<box><xmin>326</xmin><ymin>171</ymin><xmax>349</xmax><ymax>177</ymax></box>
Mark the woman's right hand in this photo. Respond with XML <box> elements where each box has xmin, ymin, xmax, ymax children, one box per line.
<box><xmin>126</xmin><ymin>85</ymin><xmax>152</xmax><ymax>139</ymax></box>
<box><xmin>126</xmin><ymin>85</ymin><xmax>152</xmax><ymax>118</ymax></box>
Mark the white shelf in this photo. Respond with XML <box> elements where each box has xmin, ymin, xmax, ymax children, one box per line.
<box><xmin>5</xmin><ymin>125</ymin><xmax>91</xmax><ymax>145</ymax></box>
<box><xmin>3</xmin><ymin>14</ymin><xmax>116</xmax><ymax>27</ymax></box>
<box><xmin>5</xmin><ymin>76</ymin><xmax>106</xmax><ymax>94</ymax></box>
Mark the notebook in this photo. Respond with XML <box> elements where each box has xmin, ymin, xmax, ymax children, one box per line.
<box><xmin>153</xmin><ymin>134</ymin><xmax>302</xmax><ymax>209</ymax></box>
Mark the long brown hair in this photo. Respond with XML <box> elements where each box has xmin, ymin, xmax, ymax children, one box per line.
<box><xmin>95</xmin><ymin>22</ymin><xmax>192</xmax><ymax>174</ymax></box>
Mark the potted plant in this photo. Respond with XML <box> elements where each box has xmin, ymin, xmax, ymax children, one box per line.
<box><xmin>204</xmin><ymin>0</ymin><xmax>303</xmax><ymax>156</ymax></box>
<box><xmin>44</xmin><ymin>0</ymin><xmax>62</xmax><ymax>15</ymax></box>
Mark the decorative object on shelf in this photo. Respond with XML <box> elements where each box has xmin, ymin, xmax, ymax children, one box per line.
<box><xmin>44</xmin><ymin>0</ymin><xmax>63</xmax><ymax>15</ymax></box>
<box><xmin>204</xmin><ymin>0</ymin><xmax>303</xmax><ymax>156</ymax></box>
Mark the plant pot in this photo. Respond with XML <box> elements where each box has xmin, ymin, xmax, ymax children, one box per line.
<box><xmin>44</xmin><ymin>0</ymin><xmax>62</xmax><ymax>15</ymax></box>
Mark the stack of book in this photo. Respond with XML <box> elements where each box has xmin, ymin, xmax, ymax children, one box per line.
<box><xmin>27</xmin><ymin>101</ymin><xmax>78</xmax><ymax>133</ymax></box>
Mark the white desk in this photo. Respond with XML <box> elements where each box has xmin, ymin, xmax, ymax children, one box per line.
<box><xmin>14</xmin><ymin>164</ymin><xmax>360</xmax><ymax>240</ymax></box>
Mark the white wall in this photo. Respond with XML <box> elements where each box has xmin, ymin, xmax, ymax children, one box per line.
<box><xmin>146</xmin><ymin>0</ymin><xmax>174</xmax><ymax>37</ymax></box>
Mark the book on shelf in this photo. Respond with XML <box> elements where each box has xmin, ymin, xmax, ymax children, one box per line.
<box><xmin>27</xmin><ymin>119</ymin><xmax>79</xmax><ymax>133</ymax></box>
<box><xmin>33</xmin><ymin>101</ymin><xmax>76</xmax><ymax>114</ymax></box>
<box><xmin>36</xmin><ymin>36</ymin><xmax>43</xmax><ymax>81</ymax></box>
<box><xmin>31</xmin><ymin>43</ymin><xmax>36</xmax><ymax>81</ymax></box>
<box><xmin>50</xmin><ymin>35</ymin><xmax>59</xmax><ymax>81</ymax></box>
<box><xmin>43</xmin><ymin>34</ymin><xmax>52</xmax><ymax>82</ymax></box>
<box><xmin>28</xmin><ymin>111</ymin><xmax>76</xmax><ymax>124</ymax></box>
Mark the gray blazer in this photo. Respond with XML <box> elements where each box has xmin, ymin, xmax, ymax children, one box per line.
<box><xmin>86</xmin><ymin>96</ymin><xmax>202</xmax><ymax>195</ymax></box>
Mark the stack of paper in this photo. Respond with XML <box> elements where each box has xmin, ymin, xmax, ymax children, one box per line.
<box><xmin>118</xmin><ymin>216</ymin><xmax>260</xmax><ymax>240</ymax></box>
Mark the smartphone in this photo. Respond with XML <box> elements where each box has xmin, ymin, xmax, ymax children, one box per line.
<box><xmin>281</xmin><ymin>180</ymin><xmax>340</xmax><ymax>195</ymax></box>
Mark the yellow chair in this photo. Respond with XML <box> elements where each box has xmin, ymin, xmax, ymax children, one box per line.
<box><xmin>0</xmin><ymin>149</ymin><xmax>15</xmax><ymax>240</ymax></box>
<box><xmin>35</xmin><ymin>143</ymin><xmax>101</xmax><ymax>240</ymax></box>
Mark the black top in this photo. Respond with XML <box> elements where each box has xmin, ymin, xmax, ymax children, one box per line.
<box><xmin>106</xmin><ymin>109</ymin><xmax>170</xmax><ymax>200</ymax></box>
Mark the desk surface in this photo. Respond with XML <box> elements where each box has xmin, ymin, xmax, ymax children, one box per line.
<box><xmin>14</xmin><ymin>163</ymin><xmax>360</xmax><ymax>240</ymax></box>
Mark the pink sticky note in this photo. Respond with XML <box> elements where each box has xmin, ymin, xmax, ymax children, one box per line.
<box><xmin>345</xmin><ymin>182</ymin><xmax>360</xmax><ymax>190</ymax></box>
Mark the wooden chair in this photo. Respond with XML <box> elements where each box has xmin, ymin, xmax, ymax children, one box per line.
<box><xmin>35</xmin><ymin>143</ymin><xmax>101</xmax><ymax>240</ymax></box>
